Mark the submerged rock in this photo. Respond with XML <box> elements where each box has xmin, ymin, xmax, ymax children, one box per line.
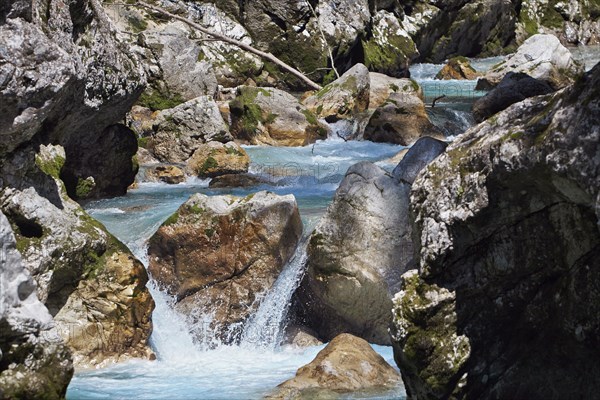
<box><xmin>476</xmin><ymin>34</ymin><xmax>583</xmax><ymax>90</ymax></box>
<box><xmin>435</xmin><ymin>57</ymin><xmax>480</xmax><ymax>80</ymax></box>
<box><xmin>392</xmin><ymin>63</ymin><xmax>600</xmax><ymax>399</ymax></box>
<box><xmin>1</xmin><ymin>145</ymin><xmax>155</xmax><ymax>368</ymax></box>
<box><xmin>186</xmin><ymin>141</ymin><xmax>250</xmax><ymax>178</ymax></box>
<box><xmin>208</xmin><ymin>173</ymin><xmax>269</xmax><ymax>189</ymax></box>
<box><xmin>148</xmin><ymin>191</ymin><xmax>302</xmax><ymax>343</ymax></box>
<box><xmin>472</xmin><ymin>72</ymin><xmax>554</xmax><ymax>122</ymax></box>
<box><xmin>303</xmin><ymin>64</ymin><xmax>371</xmax><ymax>121</ymax></box>
<box><xmin>230</xmin><ymin>86</ymin><xmax>327</xmax><ymax>146</ymax></box>
<box><xmin>269</xmin><ymin>334</ymin><xmax>401</xmax><ymax>398</ymax></box>
<box><xmin>0</xmin><ymin>212</ymin><xmax>74</xmax><ymax>399</ymax></box>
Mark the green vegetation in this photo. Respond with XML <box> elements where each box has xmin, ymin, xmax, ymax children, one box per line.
<box><xmin>75</xmin><ymin>177</ymin><xmax>95</xmax><ymax>199</ymax></box>
<box><xmin>163</xmin><ymin>212</ymin><xmax>180</xmax><ymax>226</ymax></box>
<box><xmin>137</xmin><ymin>90</ymin><xmax>185</xmax><ymax>111</ymax></box>
<box><xmin>35</xmin><ymin>153</ymin><xmax>65</xmax><ymax>179</ymax></box>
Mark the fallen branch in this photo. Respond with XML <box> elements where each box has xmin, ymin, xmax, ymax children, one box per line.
<box><xmin>136</xmin><ymin>1</ymin><xmax>322</xmax><ymax>90</ymax></box>
<box><xmin>431</xmin><ymin>94</ymin><xmax>447</xmax><ymax>108</ymax></box>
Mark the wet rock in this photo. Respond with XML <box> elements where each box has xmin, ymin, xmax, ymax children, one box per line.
<box><xmin>392</xmin><ymin>63</ymin><xmax>600</xmax><ymax>399</ymax></box>
<box><xmin>0</xmin><ymin>212</ymin><xmax>73</xmax><ymax>399</ymax></box>
<box><xmin>364</xmin><ymin>91</ymin><xmax>444</xmax><ymax>145</ymax></box>
<box><xmin>151</xmin><ymin>96</ymin><xmax>232</xmax><ymax>163</ymax></box>
<box><xmin>269</xmin><ymin>334</ymin><xmax>401</xmax><ymax>398</ymax></box>
<box><xmin>208</xmin><ymin>173</ymin><xmax>269</xmax><ymax>189</ymax></box>
<box><xmin>148</xmin><ymin>191</ymin><xmax>302</xmax><ymax>343</ymax></box>
<box><xmin>186</xmin><ymin>142</ymin><xmax>250</xmax><ymax>178</ymax></box>
<box><xmin>435</xmin><ymin>57</ymin><xmax>480</xmax><ymax>80</ymax></box>
<box><xmin>473</xmin><ymin>72</ymin><xmax>554</xmax><ymax>122</ymax></box>
<box><xmin>284</xmin><ymin>325</ymin><xmax>323</xmax><ymax>348</ymax></box>
<box><xmin>476</xmin><ymin>34</ymin><xmax>583</xmax><ymax>90</ymax></box>
<box><xmin>1</xmin><ymin>145</ymin><xmax>154</xmax><ymax>368</ymax></box>
<box><xmin>230</xmin><ymin>86</ymin><xmax>328</xmax><ymax>146</ymax></box>
<box><xmin>145</xmin><ymin>165</ymin><xmax>186</xmax><ymax>184</ymax></box>
<box><xmin>303</xmin><ymin>64</ymin><xmax>371</xmax><ymax>121</ymax></box>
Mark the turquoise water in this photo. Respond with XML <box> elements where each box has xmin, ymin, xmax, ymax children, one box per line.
<box><xmin>70</xmin><ymin>50</ymin><xmax>587</xmax><ymax>398</ymax></box>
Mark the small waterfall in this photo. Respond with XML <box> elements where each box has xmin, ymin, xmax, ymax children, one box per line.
<box><xmin>240</xmin><ymin>239</ymin><xmax>309</xmax><ymax>350</ymax></box>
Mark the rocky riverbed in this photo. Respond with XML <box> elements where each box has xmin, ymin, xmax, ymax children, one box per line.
<box><xmin>1</xmin><ymin>0</ymin><xmax>599</xmax><ymax>399</ymax></box>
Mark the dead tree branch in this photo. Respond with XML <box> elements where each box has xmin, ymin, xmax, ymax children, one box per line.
<box><xmin>136</xmin><ymin>1</ymin><xmax>323</xmax><ymax>90</ymax></box>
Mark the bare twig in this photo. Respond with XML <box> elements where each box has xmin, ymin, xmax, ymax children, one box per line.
<box><xmin>336</xmin><ymin>131</ymin><xmax>348</xmax><ymax>142</ymax></box>
<box><xmin>135</xmin><ymin>1</ymin><xmax>322</xmax><ymax>90</ymax></box>
<box><xmin>305</xmin><ymin>0</ymin><xmax>339</xmax><ymax>79</ymax></box>
<box><xmin>431</xmin><ymin>94</ymin><xmax>447</xmax><ymax>108</ymax></box>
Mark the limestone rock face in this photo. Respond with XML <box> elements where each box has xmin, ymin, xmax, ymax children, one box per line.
<box><xmin>136</xmin><ymin>22</ymin><xmax>218</xmax><ymax>106</ymax></box>
<box><xmin>0</xmin><ymin>145</ymin><xmax>154</xmax><ymax>368</ymax></box>
<box><xmin>148</xmin><ymin>191</ymin><xmax>303</xmax><ymax>343</ymax></box>
<box><xmin>435</xmin><ymin>57</ymin><xmax>480</xmax><ymax>80</ymax></box>
<box><xmin>364</xmin><ymin>91</ymin><xmax>444</xmax><ymax>145</ymax></box>
<box><xmin>472</xmin><ymin>72</ymin><xmax>554</xmax><ymax>122</ymax></box>
<box><xmin>392</xmin><ymin>63</ymin><xmax>600</xmax><ymax>399</ymax></box>
<box><xmin>186</xmin><ymin>141</ymin><xmax>250</xmax><ymax>178</ymax></box>
<box><xmin>230</xmin><ymin>87</ymin><xmax>327</xmax><ymax>146</ymax></box>
<box><xmin>151</xmin><ymin>96</ymin><xmax>232</xmax><ymax>163</ymax></box>
<box><xmin>476</xmin><ymin>34</ymin><xmax>584</xmax><ymax>90</ymax></box>
<box><xmin>270</xmin><ymin>334</ymin><xmax>401</xmax><ymax>398</ymax></box>
<box><xmin>303</xmin><ymin>64</ymin><xmax>371</xmax><ymax>121</ymax></box>
<box><xmin>0</xmin><ymin>212</ymin><xmax>73</xmax><ymax>399</ymax></box>
<box><xmin>0</xmin><ymin>0</ymin><xmax>145</xmax><ymax>195</ymax></box>
<box><xmin>296</xmin><ymin>162</ymin><xmax>412</xmax><ymax>345</ymax></box>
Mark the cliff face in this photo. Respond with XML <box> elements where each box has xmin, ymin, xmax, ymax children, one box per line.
<box><xmin>0</xmin><ymin>0</ymin><xmax>155</xmax><ymax>387</ymax></box>
<box><xmin>391</xmin><ymin>63</ymin><xmax>600</xmax><ymax>399</ymax></box>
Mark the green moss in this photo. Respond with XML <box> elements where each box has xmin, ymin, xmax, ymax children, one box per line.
<box><xmin>137</xmin><ymin>137</ymin><xmax>149</xmax><ymax>149</ymax></box>
<box><xmin>163</xmin><ymin>212</ymin><xmax>180</xmax><ymax>226</ymax></box>
<box><xmin>225</xmin><ymin>146</ymin><xmax>244</xmax><ymax>156</ymax></box>
<box><xmin>410</xmin><ymin>79</ymin><xmax>420</xmax><ymax>92</ymax></box>
<box><xmin>197</xmin><ymin>50</ymin><xmax>206</xmax><ymax>62</ymax></box>
<box><xmin>199</xmin><ymin>156</ymin><xmax>218</xmax><ymax>174</ymax></box>
<box><xmin>389</xmin><ymin>83</ymin><xmax>399</xmax><ymax>92</ymax></box>
<box><xmin>137</xmin><ymin>90</ymin><xmax>185</xmax><ymax>111</ymax></box>
<box><xmin>361</xmin><ymin>34</ymin><xmax>415</xmax><ymax>75</ymax></box>
<box><xmin>75</xmin><ymin>177</ymin><xmax>95</xmax><ymax>199</ymax></box>
<box><xmin>204</xmin><ymin>228</ymin><xmax>215</xmax><ymax>238</ymax></box>
<box><xmin>243</xmin><ymin>193</ymin><xmax>255</xmax><ymax>202</ymax></box>
<box><xmin>301</xmin><ymin>109</ymin><xmax>319</xmax><ymax>125</ymax></box>
<box><xmin>127</xmin><ymin>14</ymin><xmax>148</xmax><ymax>33</ymax></box>
<box><xmin>35</xmin><ymin>154</ymin><xmax>65</xmax><ymax>179</ymax></box>
<box><xmin>265</xmin><ymin>113</ymin><xmax>278</xmax><ymax>124</ymax></box>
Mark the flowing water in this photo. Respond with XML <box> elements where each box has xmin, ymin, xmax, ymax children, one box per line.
<box><xmin>67</xmin><ymin>48</ymin><xmax>600</xmax><ymax>399</ymax></box>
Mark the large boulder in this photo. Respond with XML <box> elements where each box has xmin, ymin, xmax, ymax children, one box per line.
<box><xmin>0</xmin><ymin>0</ymin><xmax>145</xmax><ymax>195</ymax></box>
<box><xmin>303</xmin><ymin>64</ymin><xmax>371</xmax><ymax>121</ymax></box>
<box><xmin>392</xmin><ymin>63</ymin><xmax>600</xmax><ymax>399</ymax></box>
<box><xmin>269</xmin><ymin>334</ymin><xmax>401</xmax><ymax>399</ymax></box>
<box><xmin>368</xmin><ymin>72</ymin><xmax>422</xmax><ymax>110</ymax></box>
<box><xmin>148</xmin><ymin>191</ymin><xmax>303</xmax><ymax>343</ymax></box>
<box><xmin>150</xmin><ymin>96</ymin><xmax>232</xmax><ymax>163</ymax></box>
<box><xmin>364</xmin><ymin>91</ymin><xmax>444</xmax><ymax>145</ymax></box>
<box><xmin>0</xmin><ymin>145</ymin><xmax>154</xmax><ymax>368</ymax></box>
<box><xmin>472</xmin><ymin>72</ymin><xmax>554</xmax><ymax>122</ymax></box>
<box><xmin>295</xmin><ymin>162</ymin><xmax>412</xmax><ymax>345</ymax></box>
<box><xmin>476</xmin><ymin>34</ymin><xmax>584</xmax><ymax>90</ymax></box>
<box><xmin>230</xmin><ymin>86</ymin><xmax>327</xmax><ymax>146</ymax></box>
<box><xmin>186</xmin><ymin>141</ymin><xmax>250</xmax><ymax>178</ymax></box>
<box><xmin>0</xmin><ymin>212</ymin><xmax>73</xmax><ymax>399</ymax></box>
